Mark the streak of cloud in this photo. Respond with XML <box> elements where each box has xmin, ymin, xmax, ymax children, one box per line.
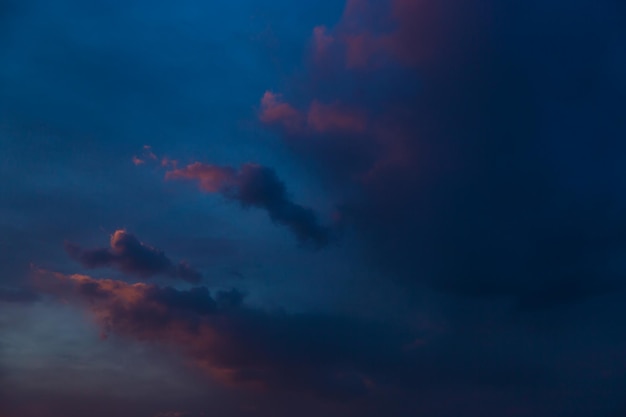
<box><xmin>166</xmin><ymin>162</ymin><xmax>332</xmax><ymax>247</ymax></box>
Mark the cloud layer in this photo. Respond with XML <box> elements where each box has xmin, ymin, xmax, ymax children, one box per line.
<box><xmin>35</xmin><ymin>270</ymin><xmax>416</xmax><ymax>400</ymax></box>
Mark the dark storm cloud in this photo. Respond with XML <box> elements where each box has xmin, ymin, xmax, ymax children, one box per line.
<box><xmin>65</xmin><ymin>230</ymin><xmax>202</xmax><ymax>283</ymax></box>
<box><xmin>260</xmin><ymin>0</ymin><xmax>626</xmax><ymax>308</ymax></box>
<box><xmin>166</xmin><ymin>163</ymin><xmax>332</xmax><ymax>247</ymax></box>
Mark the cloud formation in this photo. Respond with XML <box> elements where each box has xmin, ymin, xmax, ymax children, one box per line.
<box><xmin>65</xmin><ymin>230</ymin><xmax>202</xmax><ymax>283</ymax></box>
<box><xmin>258</xmin><ymin>0</ymin><xmax>626</xmax><ymax>310</ymax></box>
<box><xmin>3</xmin><ymin>0</ymin><xmax>626</xmax><ymax>415</ymax></box>
<box><xmin>35</xmin><ymin>270</ymin><xmax>416</xmax><ymax>400</ymax></box>
<box><xmin>259</xmin><ymin>92</ymin><xmax>367</xmax><ymax>136</ymax></box>
<box><xmin>166</xmin><ymin>162</ymin><xmax>331</xmax><ymax>247</ymax></box>
<box><xmin>259</xmin><ymin>92</ymin><xmax>304</xmax><ymax>133</ymax></box>
<box><xmin>311</xmin><ymin>0</ymin><xmax>472</xmax><ymax>70</ymax></box>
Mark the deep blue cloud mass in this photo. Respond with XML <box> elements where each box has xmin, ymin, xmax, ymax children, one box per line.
<box><xmin>1</xmin><ymin>0</ymin><xmax>626</xmax><ymax>416</ymax></box>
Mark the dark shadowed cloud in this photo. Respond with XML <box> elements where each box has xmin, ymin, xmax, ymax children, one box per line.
<box><xmin>35</xmin><ymin>267</ymin><xmax>616</xmax><ymax>417</ymax></box>
<box><xmin>65</xmin><ymin>230</ymin><xmax>202</xmax><ymax>283</ymax></box>
<box><xmin>34</xmin><ymin>269</ymin><xmax>419</xmax><ymax>400</ymax></box>
<box><xmin>259</xmin><ymin>0</ymin><xmax>626</xmax><ymax>309</ymax></box>
<box><xmin>166</xmin><ymin>162</ymin><xmax>332</xmax><ymax>248</ymax></box>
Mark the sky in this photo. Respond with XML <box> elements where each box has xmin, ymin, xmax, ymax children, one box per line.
<box><xmin>1</xmin><ymin>0</ymin><xmax>625</xmax><ymax>416</ymax></box>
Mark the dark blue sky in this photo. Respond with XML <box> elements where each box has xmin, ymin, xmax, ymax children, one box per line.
<box><xmin>1</xmin><ymin>1</ymin><xmax>626</xmax><ymax>416</ymax></box>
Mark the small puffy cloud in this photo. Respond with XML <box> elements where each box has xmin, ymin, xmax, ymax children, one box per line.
<box><xmin>132</xmin><ymin>156</ymin><xmax>145</xmax><ymax>166</ymax></box>
<box><xmin>65</xmin><ymin>230</ymin><xmax>202</xmax><ymax>283</ymax></box>
<box><xmin>132</xmin><ymin>145</ymin><xmax>159</xmax><ymax>166</ymax></box>
<box><xmin>259</xmin><ymin>91</ymin><xmax>304</xmax><ymax>133</ymax></box>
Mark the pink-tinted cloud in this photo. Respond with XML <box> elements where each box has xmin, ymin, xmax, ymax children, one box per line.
<box><xmin>258</xmin><ymin>92</ymin><xmax>367</xmax><ymax>136</ymax></box>
<box><xmin>258</xmin><ymin>94</ymin><xmax>416</xmax><ymax>187</ymax></box>
<box><xmin>165</xmin><ymin>162</ymin><xmax>236</xmax><ymax>193</ymax></box>
<box><xmin>167</xmin><ymin>162</ymin><xmax>331</xmax><ymax>247</ymax></box>
<box><xmin>312</xmin><ymin>0</ymin><xmax>468</xmax><ymax>70</ymax></box>
<box><xmin>307</xmin><ymin>101</ymin><xmax>367</xmax><ymax>134</ymax></box>
<box><xmin>343</xmin><ymin>33</ymin><xmax>381</xmax><ymax>69</ymax></box>
<box><xmin>132</xmin><ymin>145</ymin><xmax>160</xmax><ymax>166</ymax></box>
<box><xmin>312</xmin><ymin>26</ymin><xmax>335</xmax><ymax>62</ymax></box>
<box><xmin>380</xmin><ymin>0</ymin><xmax>456</xmax><ymax>68</ymax></box>
<box><xmin>256</xmin><ymin>0</ymin><xmax>439</xmax><ymax>190</ymax></box>
<box><xmin>65</xmin><ymin>230</ymin><xmax>202</xmax><ymax>283</ymax></box>
<box><xmin>259</xmin><ymin>91</ymin><xmax>304</xmax><ymax>133</ymax></box>
<box><xmin>309</xmin><ymin>0</ymin><xmax>384</xmax><ymax>70</ymax></box>
<box><xmin>34</xmin><ymin>270</ymin><xmax>415</xmax><ymax>399</ymax></box>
